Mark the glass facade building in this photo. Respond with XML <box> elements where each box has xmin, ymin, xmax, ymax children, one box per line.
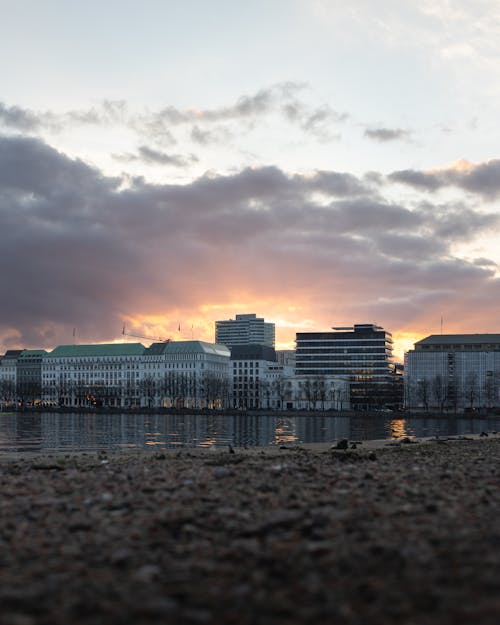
<box><xmin>295</xmin><ymin>324</ymin><xmax>396</xmax><ymax>409</ymax></box>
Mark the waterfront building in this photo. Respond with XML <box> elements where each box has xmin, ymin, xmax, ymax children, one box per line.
<box><xmin>230</xmin><ymin>344</ymin><xmax>287</xmax><ymax>409</ymax></box>
<box><xmin>17</xmin><ymin>349</ymin><xmax>48</xmax><ymax>405</ymax></box>
<box><xmin>295</xmin><ymin>324</ymin><xmax>397</xmax><ymax>409</ymax></box>
<box><xmin>0</xmin><ymin>350</ymin><xmax>23</xmax><ymax>406</ymax></box>
<box><xmin>215</xmin><ymin>313</ymin><xmax>275</xmax><ymax>348</ymax></box>
<box><xmin>142</xmin><ymin>340</ymin><xmax>231</xmax><ymax>409</ymax></box>
<box><xmin>405</xmin><ymin>334</ymin><xmax>500</xmax><ymax>411</ymax></box>
<box><xmin>42</xmin><ymin>343</ymin><xmax>145</xmax><ymax>407</ymax></box>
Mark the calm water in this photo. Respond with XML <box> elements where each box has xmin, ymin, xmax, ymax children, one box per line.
<box><xmin>0</xmin><ymin>412</ymin><xmax>499</xmax><ymax>455</ymax></box>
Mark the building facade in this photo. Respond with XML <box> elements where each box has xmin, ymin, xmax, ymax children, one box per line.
<box><xmin>215</xmin><ymin>313</ymin><xmax>275</xmax><ymax>348</ymax></box>
<box><xmin>0</xmin><ymin>350</ymin><xmax>23</xmax><ymax>406</ymax></box>
<box><xmin>142</xmin><ymin>340</ymin><xmax>231</xmax><ymax>409</ymax></box>
<box><xmin>42</xmin><ymin>343</ymin><xmax>145</xmax><ymax>407</ymax></box>
<box><xmin>295</xmin><ymin>324</ymin><xmax>397</xmax><ymax>409</ymax></box>
<box><xmin>405</xmin><ymin>334</ymin><xmax>500</xmax><ymax>411</ymax></box>
<box><xmin>41</xmin><ymin>340</ymin><xmax>231</xmax><ymax>409</ymax></box>
<box><xmin>230</xmin><ymin>344</ymin><xmax>285</xmax><ymax>409</ymax></box>
<box><xmin>17</xmin><ymin>350</ymin><xmax>48</xmax><ymax>405</ymax></box>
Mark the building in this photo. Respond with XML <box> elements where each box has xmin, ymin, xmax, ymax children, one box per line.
<box><xmin>230</xmin><ymin>344</ymin><xmax>284</xmax><ymax>409</ymax></box>
<box><xmin>404</xmin><ymin>334</ymin><xmax>500</xmax><ymax>411</ymax></box>
<box><xmin>295</xmin><ymin>324</ymin><xmax>397</xmax><ymax>409</ymax></box>
<box><xmin>42</xmin><ymin>343</ymin><xmax>145</xmax><ymax>407</ymax></box>
<box><xmin>41</xmin><ymin>340</ymin><xmax>231</xmax><ymax>409</ymax></box>
<box><xmin>276</xmin><ymin>350</ymin><xmax>296</xmax><ymax>368</ymax></box>
<box><xmin>142</xmin><ymin>340</ymin><xmax>231</xmax><ymax>409</ymax></box>
<box><xmin>282</xmin><ymin>375</ymin><xmax>350</xmax><ymax>411</ymax></box>
<box><xmin>215</xmin><ymin>313</ymin><xmax>275</xmax><ymax>348</ymax></box>
<box><xmin>17</xmin><ymin>349</ymin><xmax>48</xmax><ymax>405</ymax></box>
<box><xmin>0</xmin><ymin>350</ymin><xmax>23</xmax><ymax>406</ymax></box>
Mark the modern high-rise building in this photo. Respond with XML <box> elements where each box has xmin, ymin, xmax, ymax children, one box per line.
<box><xmin>215</xmin><ymin>313</ymin><xmax>275</xmax><ymax>348</ymax></box>
<box><xmin>295</xmin><ymin>323</ymin><xmax>396</xmax><ymax>409</ymax></box>
<box><xmin>404</xmin><ymin>334</ymin><xmax>500</xmax><ymax>411</ymax></box>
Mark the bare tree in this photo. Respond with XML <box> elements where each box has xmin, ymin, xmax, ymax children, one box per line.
<box><xmin>416</xmin><ymin>378</ymin><xmax>430</xmax><ymax>412</ymax></box>
<box><xmin>431</xmin><ymin>374</ymin><xmax>448</xmax><ymax>413</ymax></box>
<box><xmin>464</xmin><ymin>372</ymin><xmax>479</xmax><ymax>411</ymax></box>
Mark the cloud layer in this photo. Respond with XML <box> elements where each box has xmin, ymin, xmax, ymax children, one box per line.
<box><xmin>1</xmin><ymin>134</ymin><xmax>499</xmax><ymax>356</ymax></box>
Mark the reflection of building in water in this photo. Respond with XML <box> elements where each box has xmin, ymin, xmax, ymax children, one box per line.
<box><xmin>294</xmin><ymin>415</ymin><xmax>350</xmax><ymax>443</ymax></box>
<box><xmin>389</xmin><ymin>419</ymin><xmax>407</xmax><ymax>439</ymax></box>
<box><xmin>405</xmin><ymin>334</ymin><xmax>500</xmax><ymax>412</ymax></box>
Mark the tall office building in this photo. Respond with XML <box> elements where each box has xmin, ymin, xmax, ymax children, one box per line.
<box><xmin>215</xmin><ymin>313</ymin><xmax>275</xmax><ymax>348</ymax></box>
<box><xmin>405</xmin><ymin>333</ymin><xmax>500</xmax><ymax>411</ymax></box>
<box><xmin>295</xmin><ymin>323</ymin><xmax>396</xmax><ymax>409</ymax></box>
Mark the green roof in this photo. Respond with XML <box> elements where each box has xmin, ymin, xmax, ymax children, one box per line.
<box><xmin>19</xmin><ymin>349</ymin><xmax>48</xmax><ymax>359</ymax></box>
<box><xmin>47</xmin><ymin>343</ymin><xmax>145</xmax><ymax>358</ymax></box>
<box><xmin>146</xmin><ymin>340</ymin><xmax>230</xmax><ymax>357</ymax></box>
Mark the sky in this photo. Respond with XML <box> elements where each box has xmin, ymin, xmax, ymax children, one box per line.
<box><xmin>1</xmin><ymin>0</ymin><xmax>500</xmax><ymax>361</ymax></box>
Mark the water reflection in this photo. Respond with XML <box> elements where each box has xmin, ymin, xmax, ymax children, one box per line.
<box><xmin>0</xmin><ymin>412</ymin><xmax>498</xmax><ymax>455</ymax></box>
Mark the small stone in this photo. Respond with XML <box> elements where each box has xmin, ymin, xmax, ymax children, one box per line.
<box><xmin>334</xmin><ymin>439</ymin><xmax>348</xmax><ymax>450</ymax></box>
<box><xmin>213</xmin><ymin>467</ymin><xmax>231</xmax><ymax>479</ymax></box>
<box><xmin>133</xmin><ymin>564</ymin><xmax>161</xmax><ymax>583</ymax></box>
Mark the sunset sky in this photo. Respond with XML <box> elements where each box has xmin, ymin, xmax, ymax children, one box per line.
<box><xmin>1</xmin><ymin>0</ymin><xmax>500</xmax><ymax>362</ymax></box>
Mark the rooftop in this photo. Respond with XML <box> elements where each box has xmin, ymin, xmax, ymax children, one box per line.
<box><xmin>416</xmin><ymin>334</ymin><xmax>500</xmax><ymax>346</ymax></box>
<box><xmin>146</xmin><ymin>341</ymin><xmax>230</xmax><ymax>357</ymax></box>
<box><xmin>46</xmin><ymin>343</ymin><xmax>145</xmax><ymax>358</ymax></box>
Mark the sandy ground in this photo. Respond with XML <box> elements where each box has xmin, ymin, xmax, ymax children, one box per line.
<box><xmin>0</xmin><ymin>434</ymin><xmax>499</xmax><ymax>625</ymax></box>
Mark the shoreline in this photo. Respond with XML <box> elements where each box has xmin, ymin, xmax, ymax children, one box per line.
<box><xmin>0</xmin><ymin>431</ymin><xmax>498</xmax><ymax>463</ymax></box>
<box><xmin>1</xmin><ymin>437</ymin><xmax>499</xmax><ymax>624</ymax></box>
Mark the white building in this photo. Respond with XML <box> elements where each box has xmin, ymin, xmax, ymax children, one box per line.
<box><xmin>42</xmin><ymin>343</ymin><xmax>145</xmax><ymax>407</ymax></box>
<box><xmin>141</xmin><ymin>341</ymin><xmax>231</xmax><ymax>409</ymax></box>
<box><xmin>215</xmin><ymin>313</ymin><xmax>275</xmax><ymax>348</ymax></box>
<box><xmin>230</xmin><ymin>345</ymin><xmax>287</xmax><ymax>409</ymax></box>
<box><xmin>41</xmin><ymin>341</ymin><xmax>231</xmax><ymax>409</ymax></box>
<box><xmin>405</xmin><ymin>334</ymin><xmax>500</xmax><ymax>411</ymax></box>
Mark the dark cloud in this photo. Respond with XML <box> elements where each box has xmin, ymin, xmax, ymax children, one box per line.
<box><xmin>388</xmin><ymin>169</ymin><xmax>442</xmax><ymax>190</ymax></box>
<box><xmin>1</xmin><ymin>134</ymin><xmax>499</xmax><ymax>352</ymax></box>
<box><xmin>389</xmin><ymin>159</ymin><xmax>500</xmax><ymax>199</ymax></box>
<box><xmin>364</xmin><ymin>127</ymin><xmax>411</xmax><ymax>142</ymax></box>
<box><xmin>0</xmin><ymin>103</ymin><xmax>41</xmax><ymax>131</ymax></box>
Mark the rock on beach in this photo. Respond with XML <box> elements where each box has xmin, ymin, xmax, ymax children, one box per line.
<box><xmin>0</xmin><ymin>438</ymin><xmax>499</xmax><ymax>625</ymax></box>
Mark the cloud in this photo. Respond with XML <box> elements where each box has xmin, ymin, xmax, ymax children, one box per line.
<box><xmin>0</xmin><ymin>103</ymin><xmax>40</xmax><ymax>131</ymax></box>
<box><xmin>364</xmin><ymin>127</ymin><xmax>411</xmax><ymax>142</ymax></box>
<box><xmin>113</xmin><ymin>146</ymin><xmax>198</xmax><ymax>167</ymax></box>
<box><xmin>1</xmin><ymin>134</ymin><xmax>500</xmax><ymax>356</ymax></box>
<box><xmin>389</xmin><ymin>159</ymin><xmax>500</xmax><ymax>199</ymax></box>
<box><xmin>190</xmin><ymin>125</ymin><xmax>232</xmax><ymax>145</ymax></box>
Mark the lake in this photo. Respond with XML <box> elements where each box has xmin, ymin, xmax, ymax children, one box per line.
<box><xmin>0</xmin><ymin>411</ymin><xmax>499</xmax><ymax>455</ymax></box>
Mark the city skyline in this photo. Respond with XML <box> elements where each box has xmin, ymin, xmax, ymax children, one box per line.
<box><xmin>1</xmin><ymin>1</ymin><xmax>500</xmax><ymax>362</ymax></box>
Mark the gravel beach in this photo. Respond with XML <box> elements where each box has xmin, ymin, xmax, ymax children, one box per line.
<box><xmin>1</xmin><ymin>436</ymin><xmax>499</xmax><ymax>625</ymax></box>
